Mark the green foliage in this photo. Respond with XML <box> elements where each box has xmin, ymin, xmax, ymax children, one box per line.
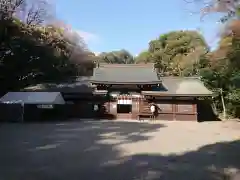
<box><xmin>135</xmin><ymin>51</ymin><xmax>152</xmax><ymax>64</ymax></box>
<box><xmin>146</xmin><ymin>30</ymin><xmax>239</xmax><ymax>118</ymax></box>
<box><xmin>1</xmin><ymin>21</ymin><xmax>71</xmax><ymax>91</ymax></box>
<box><xmin>199</xmin><ymin>36</ymin><xmax>240</xmax><ymax>118</ymax></box>
<box><xmin>226</xmin><ymin>89</ymin><xmax>240</xmax><ymax>117</ymax></box>
<box><xmin>0</xmin><ymin>2</ymin><xmax>94</xmax><ymax>94</ymax></box>
<box><xmin>147</xmin><ymin>30</ymin><xmax>208</xmax><ymax>76</ymax></box>
<box><xmin>97</xmin><ymin>49</ymin><xmax>134</xmax><ymax>64</ymax></box>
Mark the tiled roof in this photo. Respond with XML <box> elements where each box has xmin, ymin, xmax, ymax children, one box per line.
<box><xmin>23</xmin><ymin>79</ymin><xmax>93</xmax><ymax>93</ymax></box>
<box><xmin>142</xmin><ymin>77</ymin><xmax>213</xmax><ymax>96</ymax></box>
<box><xmin>90</xmin><ymin>64</ymin><xmax>160</xmax><ymax>84</ymax></box>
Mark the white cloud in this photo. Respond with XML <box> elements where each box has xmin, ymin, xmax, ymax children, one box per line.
<box><xmin>76</xmin><ymin>30</ymin><xmax>99</xmax><ymax>43</ymax></box>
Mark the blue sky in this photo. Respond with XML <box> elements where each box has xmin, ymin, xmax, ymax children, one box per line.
<box><xmin>55</xmin><ymin>0</ymin><xmax>222</xmax><ymax>55</ymax></box>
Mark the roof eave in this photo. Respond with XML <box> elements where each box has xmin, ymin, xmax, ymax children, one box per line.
<box><xmin>141</xmin><ymin>91</ymin><xmax>213</xmax><ymax>97</ymax></box>
<box><xmin>90</xmin><ymin>80</ymin><xmax>162</xmax><ymax>85</ymax></box>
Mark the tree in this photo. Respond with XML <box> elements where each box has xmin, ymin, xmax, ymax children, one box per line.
<box><xmin>187</xmin><ymin>0</ymin><xmax>240</xmax><ymax>38</ymax></box>
<box><xmin>48</xmin><ymin>20</ymin><xmax>95</xmax><ymax>75</ymax></box>
<box><xmin>199</xmin><ymin>34</ymin><xmax>240</xmax><ymax>118</ymax></box>
<box><xmin>148</xmin><ymin>30</ymin><xmax>208</xmax><ymax>76</ymax></box>
<box><xmin>97</xmin><ymin>49</ymin><xmax>134</xmax><ymax>64</ymax></box>
<box><xmin>135</xmin><ymin>51</ymin><xmax>152</xmax><ymax>64</ymax></box>
<box><xmin>0</xmin><ymin>0</ymin><xmax>54</xmax><ymax>25</ymax></box>
<box><xmin>0</xmin><ymin>0</ymin><xmax>94</xmax><ymax>94</ymax></box>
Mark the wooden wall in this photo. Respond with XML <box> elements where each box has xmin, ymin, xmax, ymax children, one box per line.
<box><xmin>132</xmin><ymin>98</ymin><xmax>140</xmax><ymax>119</ymax></box>
<box><xmin>106</xmin><ymin>96</ymin><xmax>142</xmax><ymax>120</ymax></box>
<box><xmin>104</xmin><ymin>96</ymin><xmax>198</xmax><ymax>121</ymax></box>
<box><xmin>145</xmin><ymin>97</ymin><xmax>198</xmax><ymax>121</ymax></box>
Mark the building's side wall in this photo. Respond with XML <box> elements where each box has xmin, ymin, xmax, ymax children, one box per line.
<box><xmin>108</xmin><ymin>101</ymin><xmax>117</xmax><ymax>118</ymax></box>
<box><xmin>61</xmin><ymin>92</ymin><xmax>199</xmax><ymax>121</ymax></box>
<box><xmin>140</xmin><ymin>97</ymin><xmax>198</xmax><ymax>121</ymax></box>
<box><xmin>175</xmin><ymin>100</ymin><xmax>197</xmax><ymax>121</ymax></box>
<box><xmin>154</xmin><ymin>100</ymin><xmax>174</xmax><ymax>120</ymax></box>
<box><xmin>105</xmin><ymin>96</ymin><xmax>198</xmax><ymax>121</ymax></box>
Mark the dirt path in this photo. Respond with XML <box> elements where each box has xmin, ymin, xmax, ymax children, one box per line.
<box><xmin>0</xmin><ymin>120</ymin><xmax>239</xmax><ymax>180</ymax></box>
<box><xmin>113</xmin><ymin>121</ymin><xmax>240</xmax><ymax>155</ymax></box>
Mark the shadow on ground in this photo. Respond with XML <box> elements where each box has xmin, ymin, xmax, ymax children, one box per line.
<box><xmin>0</xmin><ymin>121</ymin><xmax>239</xmax><ymax>180</ymax></box>
<box><xmin>104</xmin><ymin>140</ymin><xmax>240</xmax><ymax>180</ymax></box>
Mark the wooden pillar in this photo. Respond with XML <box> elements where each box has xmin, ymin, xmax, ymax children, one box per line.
<box><xmin>193</xmin><ymin>103</ymin><xmax>197</xmax><ymax>113</ymax></box>
<box><xmin>131</xmin><ymin>95</ymin><xmax>134</xmax><ymax>119</ymax></box>
<box><xmin>193</xmin><ymin>102</ymin><xmax>197</xmax><ymax>121</ymax></box>
<box><xmin>173</xmin><ymin>98</ymin><xmax>177</xmax><ymax>121</ymax></box>
<box><xmin>137</xmin><ymin>96</ymin><xmax>140</xmax><ymax>114</ymax></box>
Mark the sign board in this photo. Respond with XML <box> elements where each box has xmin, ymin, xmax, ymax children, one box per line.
<box><xmin>37</xmin><ymin>105</ymin><xmax>54</xmax><ymax>109</ymax></box>
<box><xmin>66</xmin><ymin>101</ymin><xmax>74</xmax><ymax>104</ymax></box>
<box><xmin>94</xmin><ymin>104</ymin><xmax>99</xmax><ymax>111</ymax></box>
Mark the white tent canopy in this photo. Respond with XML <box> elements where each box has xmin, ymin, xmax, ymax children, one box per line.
<box><xmin>0</xmin><ymin>92</ymin><xmax>65</xmax><ymax>104</ymax></box>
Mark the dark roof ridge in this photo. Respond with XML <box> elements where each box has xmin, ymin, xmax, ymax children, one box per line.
<box><xmin>89</xmin><ymin>80</ymin><xmax>161</xmax><ymax>84</ymax></box>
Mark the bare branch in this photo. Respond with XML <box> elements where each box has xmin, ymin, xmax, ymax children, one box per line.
<box><xmin>0</xmin><ymin>0</ymin><xmax>25</xmax><ymax>19</ymax></box>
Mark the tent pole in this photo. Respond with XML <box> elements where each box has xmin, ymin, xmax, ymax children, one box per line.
<box><xmin>21</xmin><ymin>101</ymin><xmax>24</xmax><ymax>122</ymax></box>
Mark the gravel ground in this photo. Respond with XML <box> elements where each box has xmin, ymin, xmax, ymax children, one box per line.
<box><xmin>0</xmin><ymin>120</ymin><xmax>239</xmax><ymax>180</ymax></box>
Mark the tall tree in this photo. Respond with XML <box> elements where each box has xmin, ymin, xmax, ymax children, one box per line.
<box><xmin>149</xmin><ymin>30</ymin><xmax>208</xmax><ymax>76</ymax></box>
<box><xmin>0</xmin><ymin>0</ymin><xmax>94</xmax><ymax>94</ymax></box>
<box><xmin>97</xmin><ymin>49</ymin><xmax>134</xmax><ymax>64</ymax></box>
<box><xmin>135</xmin><ymin>51</ymin><xmax>152</xmax><ymax>64</ymax></box>
<box><xmin>186</xmin><ymin>0</ymin><xmax>240</xmax><ymax>118</ymax></box>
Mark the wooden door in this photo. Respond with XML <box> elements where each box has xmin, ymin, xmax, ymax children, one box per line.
<box><xmin>116</xmin><ymin>95</ymin><xmax>132</xmax><ymax>120</ymax></box>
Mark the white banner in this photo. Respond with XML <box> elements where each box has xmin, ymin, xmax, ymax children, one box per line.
<box><xmin>126</xmin><ymin>100</ymin><xmax>132</xmax><ymax>104</ymax></box>
<box><xmin>117</xmin><ymin>100</ymin><xmax>132</xmax><ymax>104</ymax></box>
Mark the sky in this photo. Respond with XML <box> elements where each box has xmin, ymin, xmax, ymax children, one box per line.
<box><xmin>55</xmin><ymin>0</ymin><xmax>223</xmax><ymax>55</ymax></box>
